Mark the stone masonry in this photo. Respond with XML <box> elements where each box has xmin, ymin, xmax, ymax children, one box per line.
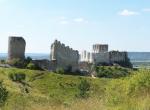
<box><xmin>8</xmin><ymin>36</ymin><xmax>26</xmax><ymax>61</ymax></box>
<box><xmin>50</xmin><ymin>40</ymin><xmax>79</xmax><ymax>72</ymax></box>
<box><xmin>80</xmin><ymin>44</ymin><xmax>129</xmax><ymax>65</ymax></box>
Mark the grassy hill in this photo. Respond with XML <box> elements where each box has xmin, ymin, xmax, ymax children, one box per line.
<box><xmin>0</xmin><ymin>67</ymin><xmax>149</xmax><ymax>110</ymax></box>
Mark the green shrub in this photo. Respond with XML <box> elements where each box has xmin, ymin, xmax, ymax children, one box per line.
<box><xmin>96</xmin><ymin>66</ymin><xmax>130</xmax><ymax>78</ymax></box>
<box><xmin>8</xmin><ymin>57</ymin><xmax>33</xmax><ymax>69</ymax></box>
<box><xmin>0</xmin><ymin>60</ymin><xmax>6</xmax><ymax>64</ymax></box>
<box><xmin>77</xmin><ymin>79</ymin><xmax>90</xmax><ymax>98</ymax></box>
<box><xmin>0</xmin><ymin>81</ymin><xmax>8</xmax><ymax>107</ymax></box>
<box><xmin>8</xmin><ymin>58</ymin><xmax>24</xmax><ymax>68</ymax></box>
<box><xmin>25</xmin><ymin>57</ymin><xmax>32</xmax><ymax>64</ymax></box>
<box><xmin>56</xmin><ymin>68</ymin><xmax>65</xmax><ymax>74</ymax></box>
<box><xmin>23</xmin><ymin>57</ymin><xmax>33</xmax><ymax>67</ymax></box>
<box><xmin>27</xmin><ymin>62</ymin><xmax>39</xmax><ymax>70</ymax></box>
<box><xmin>8</xmin><ymin>73</ymin><xmax>26</xmax><ymax>82</ymax></box>
<box><xmin>127</xmin><ymin>69</ymin><xmax>150</xmax><ymax>96</ymax></box>
<box><xmin>105</xmin><ymin>80</ymin><xmax>127</xmax><ymax>106</ymax></box>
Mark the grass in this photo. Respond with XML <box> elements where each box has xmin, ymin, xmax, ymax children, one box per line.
<box><xmin>0</xmin><ymin>67</ymin><xmax>149</xmax><ymax>110</ymax></box>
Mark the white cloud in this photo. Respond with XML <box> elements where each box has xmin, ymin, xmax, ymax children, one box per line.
<box><xmin>143</xmin><ymin>8</ymin><xmax>150</xmax><ymax>12</ymax></box>
<box><xmin>119</xmin><ymin>9</ymin><xmax>139</xmax><ymax>16</ymax></box>
<box><xmin>73</xmin><ymin>18</ymin><xmax>84</xmax><ymax>22</ymax></box>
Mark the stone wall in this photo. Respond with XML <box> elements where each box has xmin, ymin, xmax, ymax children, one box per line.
<box><xmin>50</xmin><ymin>40</ymin><xmax>79</xmax><ymax>72</ymax></box>
<box><xmin>8</xmin><ymin>36</ymin><xmax>26</xmax><ymax>61</ymax></box>
<box><xmin>32</xmin><ymin>60</ymin><xmax>57</xmax><ymax>71</ymax></box>
<box><xmin>93</xmin><ymin>44</ymin><xmax>108</xmax><ymax>53</ymax></box>
<box><xmin>80</xmin><ymin>50</ymin><xmax>93</xmax><ymax>63</ymax></box>
<box><xmin>109</xmin><ymin>51</ymin><xmax>127</xmax><ymax>63</ymax></box>
<box><xmin>80</xmin><ymin>50</ymin><xmax>130</xmax><ymax>67</ymax></box>
<box><xmin>93</xmin><ymin>52</ymin><xmax>110</xmax><ymax>64</ymax></box>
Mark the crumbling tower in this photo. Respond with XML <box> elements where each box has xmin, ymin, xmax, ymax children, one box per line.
<box><xmin>92</xmin><ymin>44</ymin><xmax>108</xmax><ymax>53</ymax></box>
<box><xmin>8</xmin><ymin>36</ymin><xmax>26</xmax><ymax>61</ymax></box>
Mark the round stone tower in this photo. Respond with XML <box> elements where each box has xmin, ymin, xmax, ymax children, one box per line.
<box><xmin>8</xmin><ymin>36</ymin><xmax>26</xmax><ymax>61</ymax></box>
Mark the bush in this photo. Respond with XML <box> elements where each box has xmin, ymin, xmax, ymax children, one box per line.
<box><xmin>105</xmin><ymin>80</ymin><xmax>127</xmax><ymax>106</ymax></box>
<box><xmin>8</xmin><ymin>59</ymin><xmax>24</xmax><ymax>68</ymax></box>
<box><xmin>25</xmin><ymin>57</ymin><xmax>32</xmax><ymax>64</ymax></box>
<box><xmin>26</xmin><ymin>62</ymin><xmax>40</xmax><ymax>70</ymax></box>
<box><xmin>8</xmin><ymin>57</ymin><xmax>33</xmax><ymax>69</ymax></box>
<box><xmin>127</xmin><ymin>69</ymin><xmax>150</xmax><ymax>95</ymax></box>
<box><xmin>56</xmin><ymin>68</ymin><xmax>65</xmax><ymax>74</ymax></box>
<box><xmin>77</xmin><ymin>79</ymin><xmax>90</xmax><ymax>98</ymax></box>
<box><xmin>0</xmin><ymin>60</ymin><xmax>6</xmax><ymax>64</ymax></box>
<box><xmin>96</xmin><ymin>66</ymin><xmax>130</xmax><ymax>78</ymax></box>
<box><xmin>0</xmin><ymin>81</ymin><xmax>8</xmax><ymax>107</ymax></box>
<box><xmin>8</xmin><ymin>73</ymin><xmax>26</xmax><ymax>82</ymax></box>
<box><xmin>23</xmin><ymin>57</ymin><xmax>33</xmax><ymax>67</ymax></box>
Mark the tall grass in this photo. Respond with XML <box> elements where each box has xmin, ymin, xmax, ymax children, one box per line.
<box><xmin>0</xmin><ymin>67</ymin><xmax>149</xmax><ymax>110</ymax></box>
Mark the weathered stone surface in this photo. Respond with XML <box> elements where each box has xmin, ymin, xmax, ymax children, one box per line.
<box><xmin>93</xmin><ymin>52</ymin><xmax>110</xmax><ymax>64</ymax></box>
<box><xmin>50</xmin><ymin>40</ymin><xmax>79</xmax><ymax>72</ymax></box>
<box><xmin>32</xmin><ymin>59</ymin><xmax>57</xmax><ymax>71</ymax></box>
<box><xmin>8</xmin><ymin>36</ymin><xmax>26</xmax><ymax>61</ymax></box>
<box><xmin>93</xmin><ymin>44</ymin><xmax>108</xmax><ymax>53</ymax></box>
<box><xmin>109</xmin><ymin>51</ymin><xmax>127</xmax><ymax>63</ymax></box>
<box><xmin>80</xmin><ymin>50</ymin><xmax>93</xmax><ymax>63</ymax></box>
<box><xmin>80</xmin><ymin>44</ymin><xmax>131</xmax><ymax>67</ymax></box>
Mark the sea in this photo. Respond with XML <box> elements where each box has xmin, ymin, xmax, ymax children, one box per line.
<box><xmin>0</xmin><ymin>52</ymin><xmax>150</xmax><ymax>68</ymax></box>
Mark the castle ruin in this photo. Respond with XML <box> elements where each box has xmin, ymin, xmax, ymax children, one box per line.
<box><xmin>8</xmin><ymin>36</ymin><xmax>26</xmax><ymax>61</ymax></box>
<box><xmin>50</xmin><ymin>40</ymin><xmax>79</xmax><ymax>72</ymax></box>
<box><xmin>80</xmin><ymin>44</ymin><xmax>130</xmax><ymax>66</ymax></box>
<box><xmin>93</xmin><ymin>44</ymin><xmax>108</xmax><ymax>53</ymax></box>
<box><xmin>6</xmin><ymin>36</ymin><xmax>131</xmax><ymax>72</ymax></box>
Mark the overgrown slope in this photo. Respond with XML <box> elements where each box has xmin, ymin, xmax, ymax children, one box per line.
<box><xmin>0</xmin><ymin>67</ymin><xmax>149</xmax><ymax>110</ymax></box>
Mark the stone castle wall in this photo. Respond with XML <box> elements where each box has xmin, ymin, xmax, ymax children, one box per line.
<box><xmin>80</xmin><ymin>50</ymin><xmax>129</xmax><ymax>65</ymax></box>
<box><xmin>32</xmin><ymin>60</ymin><xmax>57</xmax><ymax>71</ymax></box>
<box><xmin>109</xmin><ymin>51</ymin><xmax>127</xmax><ymax>63</ymax></box>
<box><xmin>93</xmin><ymin>44</ymin><xmax>108</xmax><ymax>53</ymax></box>
<box><xmin>80</xmin><ymin>50</ymin><xmax>93</xmax><ymax>63</ymax></box>
<box><xmin>93</xmin><ymin>52</ymin><xmax>110</xmax><ymax>64</ymax></box>
<box><xmin>50</xmin><ymin>40</ymin><xmax>79</xmax><ymax>72</ymax></box>
<box><xmin>8</xmin><ymin>36</ymin><xmax>26</xmax><ymax>61</ymax></box>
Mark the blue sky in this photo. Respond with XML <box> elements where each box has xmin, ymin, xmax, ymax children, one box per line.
<box><xmin>0</xmin><ymin>0</ymin><xmax>150</xmax><ymax>53</ymax></box>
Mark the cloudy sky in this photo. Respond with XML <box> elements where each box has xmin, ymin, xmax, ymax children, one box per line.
<box><xmin>0</xmin><ymin>0</ymin><xmax>150</xmax><ymax>53</ymax></box>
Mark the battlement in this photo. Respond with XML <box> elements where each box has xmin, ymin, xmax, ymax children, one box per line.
<box><xmin>93</xmin><ymin>44</ymin><xmax>108</xmax><ymax>53</ymax></box>
<box><xmin>50</xmin><ymin>40</ymin><xmax>79</xmax><ymax>72</ymax></box>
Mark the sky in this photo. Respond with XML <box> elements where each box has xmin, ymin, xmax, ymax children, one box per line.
<box><xmin>0</xmin><ymin>0</ymin><xmax>150</xmax><ymax>53</ymax></box>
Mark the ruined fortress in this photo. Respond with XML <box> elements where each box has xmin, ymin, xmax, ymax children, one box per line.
<box><xmin>80</xmin><ymin>44</ymin><xmax>129</xmax><ymax>65</ymax></box>
<box><xmin>6</xmin><ymin>36</ymin><xmax>131</xmax><ymax>72</ymax></box>
<box><xmin>50</xmin><ymin>40</ymin><xmax>79</xmax><ymax>72</ymax></box>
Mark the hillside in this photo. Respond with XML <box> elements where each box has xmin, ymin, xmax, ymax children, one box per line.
<box><xmin>0</xmin><ymin>67</ymin><xmax>149</xmax><ymax>110</ymax></box>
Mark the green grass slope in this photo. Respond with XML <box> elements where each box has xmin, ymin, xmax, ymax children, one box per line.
<box><xmin>0</xmin><ymin>67</ymin><xmax>149</xmax><ymax>110</ymax></box>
